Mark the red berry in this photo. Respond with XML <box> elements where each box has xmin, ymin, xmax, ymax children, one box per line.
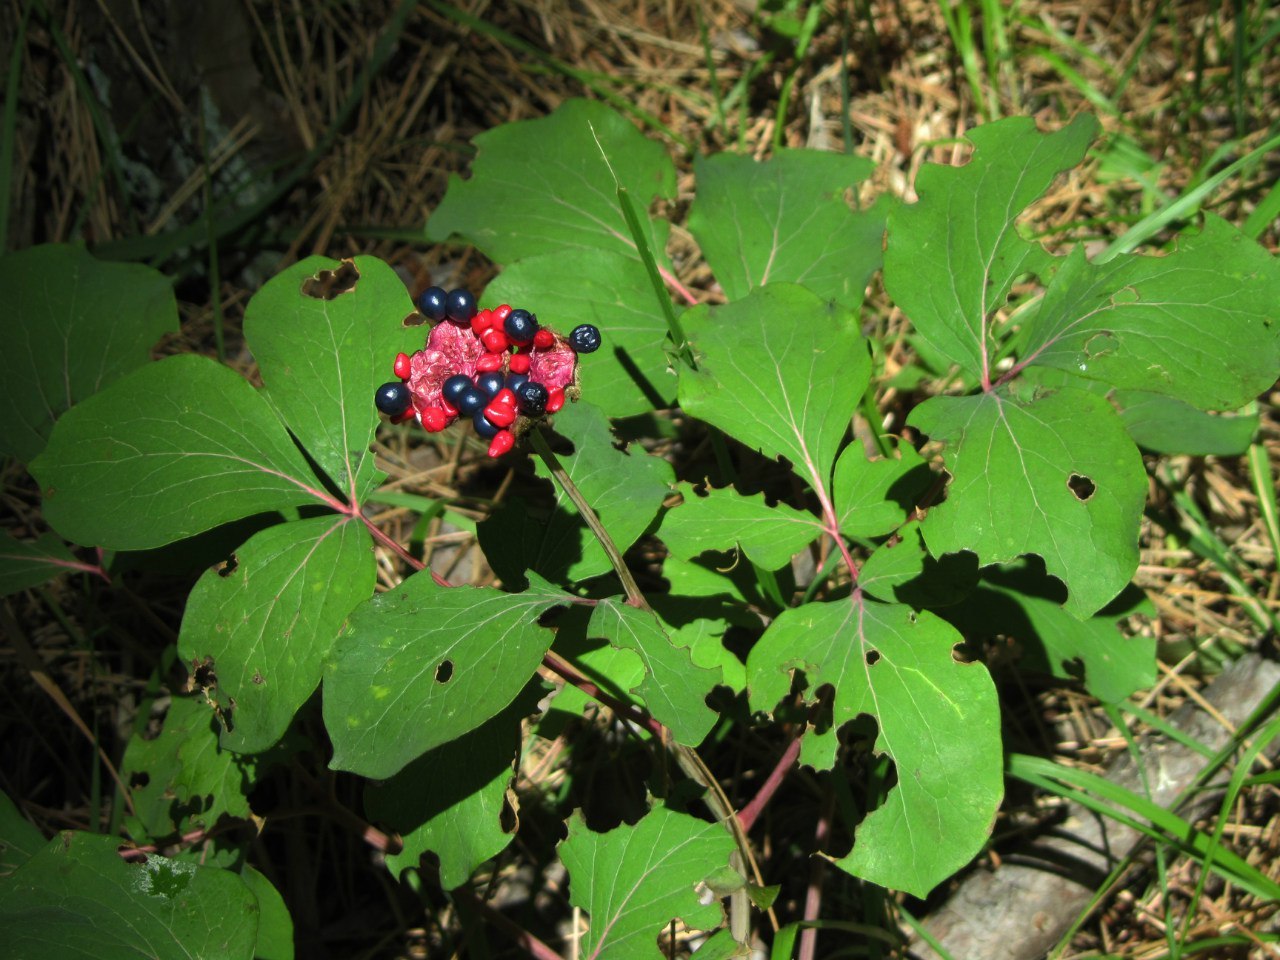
<box><xmin>421</xmin><ymin>407</ymin><xmax>449</xmax><ymax>432</ymax></box>
<box><xmin>509</xmin><ymin>352</ymin><xmax>530</xmax><ymax>374</ymax></box>
<box><xmin>487</xmin><ymin>430</ymin><xmax>515</xmax><ymax>458</ymax></box>
<box><xmin>493</xmin><ymin>304</ymin><xmax>513</xmax><ymax>323</ymax></box>
<box><xmin>470</xmin><ymin>309</ymin><xmax>493</xmax><ymax>334</ymax></box>
<box><xmin>391</xmin><ymin>408</ymin><xmax>415</xmax><ymax>424</ymax></box>
<box><xmin>484</xmin><ymin>390</ymin><xmax>518</xmax><ymax>427</ymax></box>
<box><xmin>440</xmin><ymin>397</ymin><xmax>458</xmax><ymax>417</ymax></box>
<box><xmin>546</xmin><ymin>386</ymin><xmax>565</xmax><ymax>413</ymax></box>
<box><xmin>533</xmin><ymin>329</ymin><xmax>555</xmax><ymax>350</ymax></box>
<box><xmin>393</xmin><ymin>352</ymin><xmax>411</xmax><ymax>379</ymax></box>
<box><xmin>481</xmin><ymin>328</ymin><xmax>510</xmax><ymax>353</ymax></box>
<box><xmin>476</xmin><ymin>352</ymin><xmax>504</xmax><ymax>372</ymax></box>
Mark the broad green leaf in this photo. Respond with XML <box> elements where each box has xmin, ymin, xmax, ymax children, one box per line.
<box><xmin>239</xmin><ymin>867</ymin><xmax>293</xmax><ymax>960</ymax></box>
<box><xmin>674</xmin><ymin>618</ymin><xmax>746</xmax><ymax>693</ymax></box>
<box><xmin>0</xmin><ymin>791</ymin><xmax>44</xmax><ymax>877</ymax></box>
<box><xmin>659</xmin><ymin>483</ymin><xmax>820</xmax><ymax>570</ymax></box>
<box><xmin>482</xmin><ymin>249</ymin><xmax>675</xmax><ymax>418</ymax></box>
<box><xmin>858</xmin><ymin>521</ymin><xmax>979</xmax><ymax>608</ymax></box>
<box><xmin>747</xmin><ymin>598</ymin><xmax>1002</xmax><ymax>897</ymax></box>
<box><xmin>178</xmin><ymin>515</ymin><xmax>375</xmax><ymax>754</ymax></box>
<box><xmin>588</xmin><ymin>599</ymin><xmax>719</xmax><ymax>745</ymax></box>
<box><xmin>324</xmin><ymin>572</ymin><xmax>568</xmax><ymax>780</ymax></box>
<box><xmin>0</xmin><ymin>244</ymin><xmax>178</xmax><ymax>462</ymax></box>
<box><xmin>1114</xmin><ymin>391</ymin><xmax>1258</xmax><ymax>456</ymax></box>
<box><xmin>366</xmin><ymin>683</ymin><xmax>543</xmax><ymax>889</ymax></box>
<box><xmin>0</xmin><ymin>832</ymin><xmax>258</xmax><ymax>959</ymax></box>
<box><xmin>832</xmin><ymin>441</ymin><xmax>931</xmax><ymax>538</ymax></box>
<box><xmin>688</xmin><ymin>149</ymin><xmax>887</xmax><ymax>311</ymax></box>
<box><xmin>427</xmin><ymin>99</ymin><xmax>675</xmax><ymax>270</ymax></box>
<box><xmin>244</xmin><ymin>255</ymin><xmax>421</xmax><ymax>501</ymax></box>
<box><xmin>678</xmin><ymin>284</ymin><xmax>869</xmax><ymax>493</ymax></box>
<box><xmin>942</xmin><ymin>562</ymin><xmax>1156</xmax><ymax>703</ymax></box>
<box><xmin>1020</xmin><ymin>216</ymin><xmax>1280</xmax><ymax>411</ymax></box>
<box><xmin>909</xmin><ymin>384</ymin><xmax>1147</xmax><ymax>618</ymax></box>
<box><xmin>0</xmin><ymin>533</ymin><xmax>82</xmax><ymax>598</ymax></box>
<box><xmin>559</xmin><ymin>806</ymin><xmax>739</xmax><ymax>960</ymax></box>
<box><xmin>542</xmin><ymin>608</ymin><xmax>647</xmax><ymax>732</ymax></box>
<box><xmin>478</xmin><ymin>402</ymin><xmax>673</xmax><ymax>585</ymax></box>
<box><xmin>30</xmin><ymin>354</ymin><xmax>322</xmax><ymax>550</ymax></box>
<box><xmin>884</xmin><ymin>115</ymin><xmax>1098</xmax><ymax>374</ymax></box>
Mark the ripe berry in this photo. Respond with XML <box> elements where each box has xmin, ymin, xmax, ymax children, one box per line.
<box><xmin>456</xmin><ymin>386</ymin><xmax>488</xmax><ymax>416</ymax></box>
<box><xmin>375</xmin><ymin>382</ymin><xmax>412</xmax><ymax>417</ymax></box>
<box><xmin>484</xmin><ymin>389</ymin><xmax>518</xmax><ymax>427</ymax></box>
<box><xmin>487</xmin><ymin>430</ymin><xmax>515</xmax><ymax>458</ymax></box>
<box><xmin>533</xmin><ymin>329</ymin><xmax>555</xmax><ymax>350</ymax></box>
<box><xmin>473</xmin><ymin>411</ymin><xmax>500</xmax><ymax>438</ymax></box>
<box><xmin>546</xmin><ymin>386</ymin><xmax>566</xmax><ymax>413</ymax></box>
<box><xmin>476</xmin><ymin>371</ymin><xmax>505</xmax><ymax>397</ymax></box>
<box><xmin>470</xmin><ymin>309</ymin><xmax>494</xmax><ymax>334</ymax></box>
<box><xmin>492</xmin><ymin>304</ymin><xmax>513</xmax><ymax>323</ymax></box>
<box><xmin>569</xmin><ymin>324</ymin><xmax>601</xmax><ymax>354</ymax></box>
<box><xmin>393</xmin><ymin>352</ymin><xmax>411</xmax><ymax>379</ymax></box>
<box><xmin>445</xmin><ymin>289</ymin><xmax>477</xmax><ymax>323</ymax></box>
<box><xmin>508</xmin><ymin>352</ymin><xmax>530</xmax><ymax>375</ymax></box>
<box><xmin>481</xmin><ymin>327</ymin><xmax>510</xmax><ymax>353</ymax></box>
<box><xmin>443</xmin><ymin>374</ymin><xmax>473</xmax><ymax>405</ymax></box>
<box><xmin>515</xmin><ymin>381</ymin><xmax>549</xmax><ymax>417</ymax></box>
<box><xmin>475</xmin><ymin>352</ymin><xmax>504</xmax><ymax>372</ymax></box>
<box><xmin>421</xmin><ymin>407</ymin><xmax>449</xmax><ymax>432</ymax></box>
<box><xmin>504</xmin><ymin>309</ymin><xmax>538</xmax><ymax>344</ymax></box>
<box><xmin>417</xmin><ymin>286</ymin><xmax>448</xmax><ymax>321</ymax></box>
<box><xmin>506</xmin><ymin>372</ymin><xmax>529</xmax><ymax>394</ymax></box>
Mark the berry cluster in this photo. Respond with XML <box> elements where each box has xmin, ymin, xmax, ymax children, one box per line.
<box><xmin>374</xmin><ymin>286</ymin><xmax>601</xmax><ymax>457</ymax></box>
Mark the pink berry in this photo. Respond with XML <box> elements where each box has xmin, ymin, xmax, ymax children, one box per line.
<box><xmin>484</xmin><ymin>389</ymin><xmax>518</xmax><ymax>427</ymax></box>
<box><xmin>421</xmin><ymin>407</ymin><xmax>449</xmax><ymax>432</ymax></box>
<box><xmin>481</xmin><ymin>328</ymin><xmax>510</xmax><ymax>353</ymax></box>
<box><xmin>471</xmin><ymin>309</ymin><xmax>493</xmax><ymax>334</ymax></box>
<box><xmin>476</xmin><ymin>352</ymin><xmax>504</xmax><ymax>372</ymax></box>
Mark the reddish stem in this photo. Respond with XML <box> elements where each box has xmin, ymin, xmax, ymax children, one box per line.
<box><xmin>737</xmin><ymin>732</ymin><xmax>803</xmax><ymax>833</ymax></box>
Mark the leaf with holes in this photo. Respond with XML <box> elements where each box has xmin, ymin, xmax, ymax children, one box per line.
<box><xmin>323</xmin><ymin>572</ymin><xmax>568</xmax><ymax>780</ymax></box>
<box><xmin>0</xmin><ymin>832</ymin><xmax>259</xmax><ymax>959</ymax></box>
<box><xmin>0</xmin><ymin>533</ymin><xmax>85</xmax><ymax>598</ymax></box>
<box><xmin>689</xmin><ymin>149</ymin><xmax>888</xmax><ymax>311</ymax></box>
<box><xmin>678</xmin><ymin>284</ymin><xmax>869</xmax><ymax>496</ymax></box>
<box><xmin>0</xmin><ymin>244</ymin><xmax>179</xmax><ymax>463</ymax></box>
<box><xmin>366</xmin><ymin>682</ymin><xmax>543</xmax><ymax>890</ymax></box>
<box><xmin>588</xmin><ymin>599</ymin><xmax>719</xmax><ymax>746</ymax></box>
<box><xmin>747</xmin><ymin>599</ymin><xmax>1002</xmax><ymax>897</ymax></box>
<box><xmin>427</xmin><ymin>99</ymin><xmax>675</xmax><ymax>271</ymax></box>
<box><xmin>177</xmin><ymin>515</ymin><xmax>375</xmax><ymax>754</ymax></box>
<box><xmin>244</xmin><ymin>256</ymin><xmax>422</xmax><ymax>501</ymax></box>
<box><xmin>659</xmin><ymin>483</ymin><xmax>820</xmax><ymax>571</ymax></box>
<box><xmin>29</xmin><ymin>354</ymin><xmax>322</xmax><ymax>550</ymax></box>
<box><xmin>908</xmin><ymin>383</ymin><xmax>1147</xmax><ymax>618</ymax></box>
<box><xmin>884</xmin><ymin>115</ymin><xmax>1098</xmax><ymax>377</ymax></box>
<box><xmin>559</xmin><ymin>806</ymin><xmax>741</xmax><ymax>960</ymax></box>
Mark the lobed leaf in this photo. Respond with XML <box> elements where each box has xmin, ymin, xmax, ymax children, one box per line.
<box><xmin>30</xmin><ymin>354</ymin><xmax>322</xmax><ymax>550</ymax></box>
<box><xmin>178</xmin><ymin>516</ymin><xmax>375</xmax><ymax>754</ymax></box>
<box><xmin>747</xmin><ymin>598</ymin><xmax>1002</xmax><ymax>897</ymax></box>
<box><xmin>832</xmin><ymin>441</ymin><xmax>932</xmax><ymax>538</ymax></box>
<box><xmin>0</xmin><ymin>244</ymin><xmax>179</xmax><ymax>463</ymax></box>
<box><xmin>688</xmin><ymin>149</ymin><xmax>888</xmax><ymax>311</ymax></box>
<box><xmin>659</xmin><ymin>483</ymin><xmax>820</xmax><ymax>571</ymax></box>
<box><xmin>324</xmin><ymin>572</ymin><xmax>569</xmax><ymax>780</ymax></box>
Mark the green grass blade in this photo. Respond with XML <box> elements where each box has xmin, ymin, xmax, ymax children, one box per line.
<box><xmin>0</xmin><ymin>0</ymin><xmax>34</xmax><ymax>252</ymax></box>
<box><xmin>1247</xmin><ymin>433</ymin><xmax>1280</xmax><ymax>565</ymax></box>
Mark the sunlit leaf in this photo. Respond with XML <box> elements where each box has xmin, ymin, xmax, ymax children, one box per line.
<box><xmin>832</xmin><ymin>441</ymin><xmax>931</xmax><ymax>538</ymax></box>
<box><xmin>659</xmin><ymin>483</ymin><xmax>820</xmax><ymax>570</ymax></box>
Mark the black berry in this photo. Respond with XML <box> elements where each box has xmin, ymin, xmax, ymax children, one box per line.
<box><xmin>504</xmin><ymin>309</ymin><xmax>538</xmax><ymax>344</ymax></box>
<box><xmin>456</xmin><ymin>386</ymin><xmax>488</xmax><ymax>415</ymax></box>
<box><xmin>374</xmin><ymin>382</ymin><xmax>412</xmax><ymax>417</ymax></box>
<box><xmin>569</xmin><ymin>324</ymin><xmax>601</xmax><ymax>354</ymax></box>
<box><xmin>476</xmin><ymin>371</ymin><xmax>506</xmax><ymax>398</ymax></box>
<box><xmin>506</xmin><ymin>372</ymin><xmax>529</xmax><ymax>395</ymax></box>
<box><xmin>446</xmin><ymin>289</ymin><xmax>477</xmax><ymax>324</ymax></box>
<box><xmin>417</xmin><ymin>286</ymin><xmax>448</xmax><ymax>322</ymax></box>
<box><xmin>515</xmin><ymin>381</ymin><xmax>549</xmax><ymax>417</ymax></box>
<box><xmin>442</xmin><ymin>374</ymin><xmax>473</xmax><ymax>405</ymax></box>
<box><xmin>473</xmin><ymin>411</ymin><xmax>500</xmax><ymax>438</ymax></box>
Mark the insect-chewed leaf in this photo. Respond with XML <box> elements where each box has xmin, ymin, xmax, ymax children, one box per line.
<box><xmin>832</xmin><ymin>441</ymin><xmax>932</xmax><ymax>539</ymax></box>
<box><xmin>678</xmin><ymin>284</ymin><xmax>869</xmax><ymax>495</ymax></box>
<box><xmin>747</xmin><ymin>598</ymin><xmax>1002</xmax><ymax>898</ymax></box>
<box><xmin>178</xmin><ymin>516</ymin><xmax>375</xmax><ymax>754</ymax></box>
<box><xmin>659</xmin><ymin>483</ymin><xmax>820</xmax><ymax>571</ymax></box>
<box><xmin>0</xmin><ymin>244</ymin><xmax>179</xmax><ymax>463</ymax></box>
<box><xmin>908</xmin><ymin>384</ymin><xmax>1147</xmax><ymax>618</ymax></box>
<box><xmin>689</xmin><ymin>149</ymin><xmax>888</xmax><ymax>312</ymax></box>
<box><xmin>426</xmin><ymin>99</ymin><xmax>675</xmax><ymax>271</ymax></box>
<box><xmin>323</xmin><ymin>572</ymin><xmax>569</xmax><ymax>780</ymax></box>
<box><xmin>559</xmin><ymin>806</ymin><xmax>741</xmax><ymax>960</ymax></box>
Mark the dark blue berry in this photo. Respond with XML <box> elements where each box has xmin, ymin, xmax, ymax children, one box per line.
<box><xmin>417</xmin><ymin>286</ymin><xmax>448</xmax><ymax>322</ymax></box>
<box><xmin>445</xmin><ymin>289</ymin><xmax>477</xmax><ymax>323</ymax></box>
<box><xmin>515</xmin><ymin>381</ymin><xmax>549</xmax><ymax>417</ymax></box>
<box><xmin>473</xmin><ymin>411</ymin><xmax>500</xmax><ymax>438</ymax></box>
<box><xmin>505</xmin><ymin>372</ymin><xmax>529</xmax><ymax>395</ymax></box>
<box><xmin>504</xmin><ymin>309</ymin><xmax>538</xmax><ymax>343</ymax></box>
<box><xmin>569</xmin><ymin>324</ymin><xmax>602</xmax><ymax>354</ymax></box>
<box><xmin>456</xmin><ymin>386</ymin><xmax>488</xmax><ymax>415</ymax></box>
<box><xmin>476</xmin><ymin>371</ymin><xmax>505</xmax><ymax>398</ymax></box>
<box><xmin>443</xmin><ymin>374</ymin><xmax>473</xmax><ymax>405</ymax></box>
<box><xmin>374</xmin><ymin>382</ymin><xmax>412</xmax><ymax>417</ymax></box>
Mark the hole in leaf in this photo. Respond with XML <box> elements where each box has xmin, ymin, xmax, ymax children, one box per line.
<box><xmin>864</xmin><ymin>649</ymin><xmax>881</xmax><ymax>666</ymax></box>
<box><xmin>190</xmin><ymin>657</ymin><xmax>217</xmax><ymax>688</ymax></box>
<box><xmin>403</xmin><ymin>312</ymin><xmax>425</xmax><ymax>327</ymax></box>
<box><xmin>217</xmin><ymin>555</ymin><xmax>238</xmax><ymax>578</ymax></box>
<box><xmin>252</xmin><ymin>671</ymin><xmax>265</xmax><ymax>685</ymax></box>
<box><xmin>1068</xmin><ymin>473</ymin><xmax>1096</xmax><ymax>501</ymax></box>
<box><xmin>435</xmin><ymin>660</ymin><xmax>454</xmax><ymax>683</ymax></box>
<box><xmin>951</xmin><ymin>641</ymin><xmax>979</xmax><ymax>664</ymax></box>
<box><xmin>1083</xmin><ymin>330</ymin><xmax>1115</xmax><ymax>358</ymax></box>
<box><xmin>301</xmin><ymin>260</ymin><xmax>360</xmax><ymax>299</ymax></box>
<box><xmin>499</xmin><ymin>792</ymin><xmax>518</xmax><ymax>834</ymax></box>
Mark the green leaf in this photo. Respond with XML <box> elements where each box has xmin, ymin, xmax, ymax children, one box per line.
<box><xmin>588</xmin><ymin>599</ymin><xmax>719</xmax><ymax>745</ymax></box>
<box><xmin>678</xmin><ymin>284</ymin><xmax>870</xmax><ymax>493</ymax></box>
<box><xmin>884</xmin><ymin>115</ymin><xmax>1098</xmax><ymax>374</ymax></box>
<box><xmin>0</xmin><ymin>791</ymin><xmax>44</xmax><ymax>877</ymax></box>
<box><xmin>366</xmin><ymin>683</ymin><xmax>543</xmax><ymax>889</ymax></box>
<box><xmin>747</xmin><ymin>598</ymin><xmax>1002</xmax><ymax>897</ymax></box>
<box><xmin>30</xmin><ymin>354</ymin><xmax>322</xmax><ymax>550</ymax></box>
<box><xmin>559</xmin><ymin>806</ymin><xmax>739</xmax><ymax>960</ymax></box>
<box><xmin>1020</xmin><ymin>216</ymin><xmax>1280</xmax><ymax>411</ymax></box>
<box><xmin>324</xmin><ymin>572</ymin><xmax>568</xmax><ymax>780</ymax></box>
<box><xmin>244</xmin><ymin>255</ymin><xmax>421</xmax><ymax>500</ymax></box>
<box><xmin>427</xmin><ymin>99</ymin><xmax>675</xmax><ymax>271</ymax></box>
<box><xmin>0</xmin><ymin>533</ymin><xmax>82</xmax><ymax>598</ymax></box>
<box><xmin>0</xmin><ymin>832</ymin><xmax>258</xmax><ymax>959</ymax></box>
<box><xmin>1113</xmin><ymin>391</ymin><xmax>1258</xmax><ymax>456</ymax></box>
<box><xmin>908</xmin><ymin>384</ymin><xmax>1147</xmax><ymax>618</ymax></box>
<box><xmin>688</xmin><ymin>149</ymin><xmax>887</xmax><ymax>311</ymax></box>
<box><xmin>858</xmin><ymin>521</ymin><xmax>980</xmax><ymax>608</ymax></box>
<box><xmin>482</xmin><ymin>249</ymin><xmax>675</xmax><ymax>418</ymax></box>
<box><xmin>239</xmin><ymin>866</ymin><xmax>293</xmax><ymax>960</ymax></box>
<box><xmin>832</xmin><ymin>441</ymin><xmax>932</xmax><ymax>538</ymax></box>
<box><xmin>659</xmin><ymin>483</ymin><xmax>820</xmax><ymax>570</ymax></box>
<box><xmin>0</xmin><ymin>244</ymin><xmax>178</xmax><ymax>462</ymax></box>
<box><xmin>178</xmin><ymin>516</ymin><xmax>375</xmax><ymax>754</ymax></box>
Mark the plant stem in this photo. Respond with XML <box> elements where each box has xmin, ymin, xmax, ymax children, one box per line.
<box><xmin>738</xmin><ymin>731</ymin><xmax>804</xmax><ymax>833</ymax></box>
